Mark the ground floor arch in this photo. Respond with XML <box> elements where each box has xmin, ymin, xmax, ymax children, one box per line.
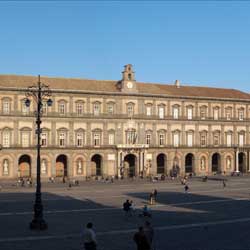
<box><xmin>156</xmin><ymin>153</ymin><xmax>167</xmax><ymax>174</ymax></box>
<box><xmin>18</xmin><ymin>155</ymin><xmax>31</xmax><ymax>177</ymax></box>
<box><xmin>91</xmin><ymin>154</ymin><xmax>102</xmax><ymax>176</ymax></box>
<box><xmin>212</xmin><ymin>153</ymin><xmax>221</xmax><ymax>173</ymax></box>
<box><xmin>185</xmin><ymin>153</ymin><xmax>194</xmax><ymax>173</ymax></box>
<box><xmin>56</xmin><ymin>155</ymin><xmax>68</xmax><ymax>177</ymax></box>
<box><xmin>124</xmin><ymin>154</ymin><xmax>136</xmax><ymax>178</ymax></box>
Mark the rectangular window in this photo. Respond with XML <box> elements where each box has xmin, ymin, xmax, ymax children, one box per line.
<box><xmin>226</xmin><ymin>111</ymin><xmax>231</xmax><ymax>120</ymax></box>
<box><xmin>239</xmin><ymin>111</ymin><xmax>244</xmax><ymax>121</ymax></box>
<box><xmin>3</xmin><ymin>131</ymin><xmax>10</xmax><ymax>147</ymax></box>
<box><xmin>226</xmin><ymin>134</ymin><xmax>232</xmax><ymax>147</ymax></box>
<box><xmin>59</xmin><ymin>132</ymin><xmax>65</xmax><ymax>147</ymax></box>
<box><xmin>42</xmin><ymin>102</ymin><xmax>47</xmax><ymax>115</ymax></box>
<box><xmin>22</xmin><ymin>132</ymin><xmax>30</xmax><ymax>147</ymax></box>
<box><xmin>107</xmin><ymin>104</ymin><xmax>114</xmax><ymax>114</ymax></box>
<box><xmin>146</xmin><ymin>106</ymin><xmax>152</xmax><ymax>116</ymax></box>
<box><xmin>76</xmin><ymin>103</ymin><xmax>83</xmax><ymax>115</ymax></box>
<box><xmin>3</xmin><ymin>101</ymin><xmax>10</xmax><ymax>114</ymax></box>
<box><xmin>187</xmin><ymin>133</ymin><xmax>193</xmax><ymax>147</ymax></box>
<box><xmin>126</xmin><ymin>130</ymin><xmax>136</xmax><ymax>144</ymax></box>
<box><xmin>108</xmin><ymin>133</ymin><xmax>114</xmax><ymax>145</ymax></box>
<box><xmin>146</xmin><ymin>134</ymin><xmax>151</xmax><ymax>145</ymax></box>
<box><xmin>76</xmin><ymin>133</ymin><xmax>84</xmax><ymax>147</ymax></box>
<box><xmin>214</xmin><ymin>134</ymin><xmax>219</xmax><ymax>146</ymax></box>
<box><xmin>22</xmin><ymin>102</ymin><xmax>30</xmax><ymax>115</ymax></box>
<box><xmin>214</xmin><ymin>109</ymin><xmax>219</xmax><ymax>120</ymax></box>
<box><xmin>41</xmin><ymin>133</ymin><xmax>47</xmax><ymax>147</ymax></box>
<box><xmin>173</xmin><ymin>107</ymin><xmax>179</xmax><ymax>119</ymax></box>
<box><xmin>201</xmin><ymin>134</ymin><xmax>206</xmax><ymax>146</ymax></box>
<box><xmin>59</xmin><ymin>103</ymin><xmax>65</xmax><ymax>115</ymax></box>
<box><xmin>94</xmin><ymin>103</ymin><xmax>100</xmax><ymax>116</ymax></box>
<box><xmin>159</xmin><ymin>134</ymin><xmax>164</xmax><ymax>145</ymax></box>
<box><xmin>94</xmin><ymin>133</ymin><xmax>100</xmax><ymax>146</ymax></box>
<box><xmin>159</xmin><ymin>107</ymin><xmax>164</xmax><ymax>119</ymax></box>
<box><xmin>187</xmin><ymin>108</ymin><xmax>193</xmax><ymax>120</ymax></box>
<box><xmin>127</xmin><ymin>105</ymin><xmax>134</xmax><ymax>116</ymax></box>
<box><xmin>173</xmin><ymin>133</ymin><xmax>179</xmax><ymax>147</ymax></box>
<box><xmin>200</xmin><ymin>109</ymin><xmax>206</xmax><ymax>120</ymax></box>
<box><xmin>239</xmin><ymin>134</ymin><xmax>244</xmax><ymax>146</ymax></box>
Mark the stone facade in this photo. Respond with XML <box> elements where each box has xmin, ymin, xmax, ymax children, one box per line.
<box><xmin>0</xmin><ymin>64</ymin><xmax>250</xmax><ymax>180</ymax></box>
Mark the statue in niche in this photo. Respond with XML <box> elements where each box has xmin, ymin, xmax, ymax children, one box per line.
<box><xmin>227</xmin><ymin>157</ymin><xmax>231</xmax><ymax>169</ymax></box>
<box><xmin>77</xmin><ymin>160</ymin><xmax>83</xmax><ymax>174</ymax></box>
<box><xmin>200</xmin><ymin>158</ymin><xmax>205</xmax><ymax>170</ymax></box>
<box><xmin>41</xmin><ymin>159</ymin><xmax>47</xmax><ymax>174</ymax></box>
<box><xmin>3</xmin><ymin>159</ymin><xmax>9</xmax><ymax>175</ymax></box>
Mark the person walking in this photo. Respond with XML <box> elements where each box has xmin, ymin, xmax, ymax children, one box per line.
<box><xmin>149</xmin><ymin>191</ymin><xmax>154</xmax><ymax>205</ymax></box>
<box><xmin>82</xmin><ymin>222</ymin><xmax>97</xmax><ymax>250</ymax></box>
<box><xmin>222</xmin><ymin>179</ymin><xmax>226</xmax><ymax>188</ymax></box>
<box><xmin>143</xmin><ymin>221</ymin><xmax>154</xmax><ymax>249</ymax></box>
<box><xmin>133</xmin><ymin>226</ymin><xmax>151</xmax><ymax>250</ymax></box>
<box><xmin>184</xmin><ymin>184</ymin><xmax>189</xmax><ymax>193</ymax></box>
<box><xmin>123</xmin><ymin>199</ymin><xmax>132</xmax><ymax>217</ymax></box>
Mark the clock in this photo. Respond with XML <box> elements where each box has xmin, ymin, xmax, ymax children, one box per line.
<box><xmin>127</xmin><ymin>81</ymin><xmax>133</xmax><ymax>89</ymax></box>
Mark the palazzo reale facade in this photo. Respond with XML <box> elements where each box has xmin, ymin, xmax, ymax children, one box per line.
<box><xmin>0</xmin><ymin>64</ymin><xmax>250</xmax><ymax>180</ymax></box>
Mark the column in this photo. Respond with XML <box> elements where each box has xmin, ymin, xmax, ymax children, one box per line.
<box><xmin>248</xmin><ymin>151</ymin><xmax>250</xmax><ymax>172</ymax></box>
<box><xmin>236</xmin><ymin>149</ymin><xmax>239</xmax><ymax>172</ymax></box>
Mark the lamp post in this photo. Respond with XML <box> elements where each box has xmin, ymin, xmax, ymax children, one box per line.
<box><xmin>25</xmin><ymin>75</ymin><xmax>53</xmax><ymax>230</ymax></box>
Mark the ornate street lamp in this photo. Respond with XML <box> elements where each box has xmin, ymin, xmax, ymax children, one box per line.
<box><xmin>25</xmin><ymin>75</ymin><xmax>53</xmax><ymax>230</ymax></box>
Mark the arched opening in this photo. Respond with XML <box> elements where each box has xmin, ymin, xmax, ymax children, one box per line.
<box><xmin>124</xmin><ymin>154</ymin><xmax>136</xmax><ymax>178</ymax></box>
<box><xmin>18</xmin><ymin>155</ymin><xmax>31</xmax><ymax>177</ymax></box>
<box><xmin>91</xmin><ymin>154</ymin><xmax>102</xmax><ymax>176</ymax></box>
<box><xmin>56</xmin><ymin>155</ymin><xmax>67</xmax><ymax>177</ymax></box>
<box><xmin>185</xmin><ymin>153</ymin><xmax>194</xmax><ymax>173</ymax></box>
<box><xmin>157</xmin><ymin>154</ymin><xmax>167</xmax><ymax>174</ymax></box>
<box><xmin>212</xmin><ymin>153</ymin><xmax>221</xmax><ymax>173</ymax></box>
<box><xmin>239</xmin><ymin>152</ymin><xmax>246</xmax><ymax>173</ymax></box>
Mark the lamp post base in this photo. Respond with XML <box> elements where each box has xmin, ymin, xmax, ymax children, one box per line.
<box><xmin>30</xmin><ymin>219</ymin><xmax>48</xmax><ymax>230</ymax></box>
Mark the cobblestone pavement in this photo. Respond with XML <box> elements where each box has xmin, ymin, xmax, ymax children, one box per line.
<box><xmin>1</xmin><ymin>176</ymin><xmax>250</xmax><ymax>250</ymax></box>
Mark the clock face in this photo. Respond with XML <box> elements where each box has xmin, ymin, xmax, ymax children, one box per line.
<box><xmin>127</xmin><ymin>81</ymin><xmax>133</xmax><ymax>89</ymax></box>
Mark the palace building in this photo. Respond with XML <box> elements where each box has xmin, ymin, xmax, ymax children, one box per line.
<box><xmin>0</xmin><ymin>64</ymin><xmax>250</xmax><ymax>180</ymax></box>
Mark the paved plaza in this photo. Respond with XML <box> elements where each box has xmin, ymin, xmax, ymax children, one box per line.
<box><xmin>1</xmin><ymin>176</ymin><xmax>250</xmax><ymax>250</ymax></box>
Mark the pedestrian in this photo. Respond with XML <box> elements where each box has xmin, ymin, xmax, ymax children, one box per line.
<box><xmin>222</xmin><ymin>179</ymin><xmax>226</xmax><ymax>188</ymax></box>
<box><xmin>82</xmin><ymin>222</ymin><xmax>97</xmax><ymax>250</ymax></box>
<box><xmin>133</xmin><ymin>226</ymin><xmax>151</xmax><ymax>250</ymax></box>
<box><xmin>123</xmin><ymin>199</ymin><xmax>132</xmax><ymax>217</ymax></box>
<box><xmin>153</xmin><ymin>189</ymin><xmax>157</xmax><ymax>203</ymax></box>
<box><xmin>143</xmin><ymin>221</ymin><xmax>154</xmax><ymax>249</ymax></box>
<box><xmin>141</xmin><ymin>205</ymin><xmax>152</xmax><ymax>218</ymax></box>
<box><xmin>130</xmin><ymin>200</ymin><xmax>136</xmax><ymax>215</ymax></box>
<box><xmin>184</xmin><ymin>184</ymin><xmax>189</xmax><ymax>193</ymax></box>
<box><xmin>149</xmin><ymin>191</ymin><xmax>154</xmax><ymax>205</ymax></box>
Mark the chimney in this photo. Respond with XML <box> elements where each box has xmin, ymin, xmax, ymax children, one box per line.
<box><xmin>175</xmin><ymin>80</ymin><xmax>180</xmax><ymax>88</ymax></box>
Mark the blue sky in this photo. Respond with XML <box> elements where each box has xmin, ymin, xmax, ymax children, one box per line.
<box><xmin>0</xmin><ymin>1</ymin><xmax>250</xmax><ymax>92</ymax></box>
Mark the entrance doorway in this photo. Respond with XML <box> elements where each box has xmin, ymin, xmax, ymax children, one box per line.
<box><xmin>212</xmin><ymin>153</ymin><xmax>221</xmax><ymax>173</ymax></box>
<box><xmin>91</xmin><ymin>154</ymin><xmax>102</xmax><ymax>176</ymax></box>
<box><xmin>56</xmin><ymin>155</ymin><xmax>67</xmax><ymax>177</ymax></box>
<box><xmin>18</xmin><ymin>155</ymin><xmax>31</xmax><ymax>177</ymax></box>
<box><xmin>124</xmin><ymin>154</ymin><xmax>136</xmax><ymax>178</ymax></box>
<box><xmin>239</xmin><ymin>152</ymin><xmax>246</xmax><ymax>173</ymax></box>
<box><xmin>185</xmin><ymin>153</ymin><xmax>194</xmax><ymax>173</ymax></box>
<box><xmin>157</xmin><ymin>154</ymin><xmax>166</xmax><ymax>174</ymax></box>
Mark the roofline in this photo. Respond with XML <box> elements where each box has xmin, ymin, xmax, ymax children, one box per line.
<box><xmin>0</xmin><ymin>86</ymin><xmax>249</xmax><ymax>103</ymax></box>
